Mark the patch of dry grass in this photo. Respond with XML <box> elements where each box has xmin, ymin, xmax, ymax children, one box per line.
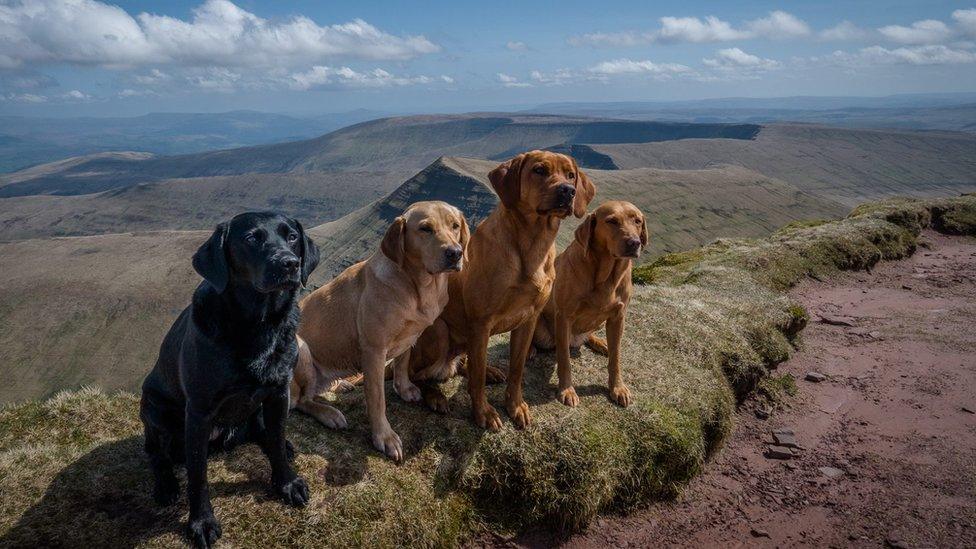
<box><xmin>2</xmin><ymin>194</ymin><xmax>974</xmax><ymax>547</ymax></box>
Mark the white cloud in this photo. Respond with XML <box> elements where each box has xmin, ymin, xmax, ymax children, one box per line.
<box><xmin>588</xmin><ymin>58</ymin><xmax>691</xmax><ymax>75</ymax></box>
<box><xmin>133</xmin><ymin>69</ymin><xmax>171</xmax><ymax>85</ymax></box>
<box><xmin>0</xmin><ymin>0</ymin><xmax>439</xmax><ymax>69</ymax></box>
<box><xmin>953</xmin><ymin>9</ymin><xmax>976</xmax><ymax>37</ymax></box>
<box><xmin>878</xmin><ymin>19</ymin><xmax>952</xmax><ymax>45</ymax></box>
<box><xmin>287</xmin><ymin>66</ymin><xmax>446</xmax><ymax>91</ymax></box>
<box><xmin>529</xmin><ymin>68</ymin><xmax>579</xmax><ymax>86</ymax></box>
<box><xmin>829</xmin><ymin>45</ymin><xmax>976</xmax><ymax>66</ymax></box>
<box><xmin>496</xmin><ymin>73</ymin><xmax>531</xmax><ymax>88</ymax></box>
<box><xmin>1</xmin><ymin>93</ymin><xmax>47</xmax><ymax>103</ymax></box>
<box><xmin>571</xmin><ymin>11</ymin><xmax>809</xmax><ymax>46</ymax></box>
<box><xmin>820</xmin><ymin>21</ymin><xmax>870</xmax><ymax>41</ymax></box>
<box><xmin>505</xmin><ymin>41</ymin><xmax>527</xmax><ymax>51</ymax></box>
<box><xmin>744</xmin><ymin>10</ymin><xmax>810</xmax><ymax>39</ymax></box>
<box><xmin>62</xmin><ymin>89</ymin><xmax>91</xmax><ymax>100</ymax></box>
<box><xmin>703</xmin><ymin>48</ymin><xmax>779</xmax><ymax>70</ymax></box>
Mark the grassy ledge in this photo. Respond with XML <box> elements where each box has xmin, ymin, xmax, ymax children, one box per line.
<box><xmin>2</xmin><ymin>194</ymin><xmax>974</xmax><ymax>547</ymax></box>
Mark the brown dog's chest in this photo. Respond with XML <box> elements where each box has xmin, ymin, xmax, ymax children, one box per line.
<box><xmin>489</xmin><ymin>267</ymin><xmax>554</xmax><ymax>335</ymax></box>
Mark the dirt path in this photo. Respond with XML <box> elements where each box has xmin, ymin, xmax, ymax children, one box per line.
<box><xmin>499</xmin><ymin>230</ymin><xmax>976</xmax><ymax>548</ymax></box>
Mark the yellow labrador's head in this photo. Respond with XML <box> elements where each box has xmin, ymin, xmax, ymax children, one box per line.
<box><xmin>488</xmin><ymin>150</ymin><xmax>596</xmax><ymax>219</ymax></box>
<box><xmin>574</xmin><ymin>201</ymin><xmax>647</xmax><ymax>259</ymax></box>
<box><xmin>381</xmin><ymin>201</ymin><xmax>470</xmax><ymax>274</ymax></box>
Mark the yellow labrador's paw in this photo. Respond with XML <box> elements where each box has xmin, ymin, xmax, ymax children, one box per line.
<box><xmin>506</xmin><ymin>399</ymin><xmax>532</xmax><ymax>429</ymax></box>
<box><xmin>474</xmin><ymin>403</ymin><xmax>503</xmax><ymax>432</ymax></box>
<box><xmin>485</xmin><ymin>365</ymin><xmax>507</xmax><ymax>384</ymax></box>
<box><xmin>610</xmin><ymin>384</ymin><xmax>632</xmax><ymax>407</ymax></box>
<box><xmin>395</xmin><ymin>380</ymin><xmax>422</xmax><ymax>403</ymax></box>
<box><xmin>558</xmin><ymin>386</ymin><xmax>580</xmax><ymax>407</ymax></box>
<box><xmin>372</xmin><ymin>429</ymin><xmax>404</xmax><ymax>462</ymax></box>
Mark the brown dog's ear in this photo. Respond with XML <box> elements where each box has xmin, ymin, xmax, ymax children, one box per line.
<box><xmin>381</xmin><ymin>216</ymin><xmax>406</xmax><ymax>266</ymax></box>
<box><xmin>574</xmin><ymin>213</ymin><xmax>596</xmax><ymax>257</ymax></box>
<box><xmin>488</xmin><ymin>153</ymin><xmax>525</xmax><ymax>209</ymax></box>
<box><xmin>192</xmin><ymin>222</ymin><xmax>229</xmax><ymax>293</ymax></box>
<box><xmin>572</xmin><ymin>162</ymin><xmax>596</xmax><ymax>218</ymax></box>
<box><xmin>459</xmin><ymin>214</ymin><xmax>471</xmax><ymax>261</ymax></box>
<box><xmin>639</xmin><ymin>214</ymin><xmax>648</xmax><ymax>247</ymax></box>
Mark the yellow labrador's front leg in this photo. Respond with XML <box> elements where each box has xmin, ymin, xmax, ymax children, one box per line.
<box><xmin>392</xmin><ymin>350</ymin><xmax>421</xmax><ymax>403</ymax></box>
<box><xmin>363</xmin><ymin>347</ymin><xmax>403</xmax><ymax>461</ymax></box>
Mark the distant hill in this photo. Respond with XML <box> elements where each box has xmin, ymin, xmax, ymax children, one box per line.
<box><xmin>307</xmin><ymin>156</ymin><xmax>846</xmax><ymax>284</ymax></box>
<box><xmin>0</xmin><ymin>171</ymin><xmax>403</xmax><ymax>241</ymax></box>
<box><xmin>0</xmin><ymin>110</ymin><xmax>387</xmax><ymax>174</ymax></box>
<box><xmin>0</xmin><ymin>114</ymin><xmax>758</xmax><ymax>198</ymax></box>
<box><xmin>591</xmin><ymin>124</ymin><xmax>976</xmax><ymax>206</ymax></box>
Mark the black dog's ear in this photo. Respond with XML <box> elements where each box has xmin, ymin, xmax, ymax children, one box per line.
<box><xmin>295</xmin><ymin>219</ymin><xmax>320</xmax><ymax>286</ymax></box>
<box><xmin>193</xmin><ymin>222</ymin><xmax>229</xmax><ymax>293</ymax></box>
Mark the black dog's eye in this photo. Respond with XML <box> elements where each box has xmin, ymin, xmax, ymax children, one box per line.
<box><xmin>245</xmin><ymin>233</ymin><xmax>259</xmax><ymax>244</ymax></box>
<box><xmin>420</xmin><ymin>225</ymin><xmax>434</xmax><ymax>234</ymax></box>
<box><xmin>287</xmin><ymin>233</ymin><xmax>299</xmax><ymax>243</ymax></box>
<box><xmin>567</xmin><ymin>172</ymin><xmax>576</xmax><ymax>179</ymax></box>
<box><xmin>533</xmin><ymin>166</ymin><xmax>547</xmax><ymax>176</ymax></box>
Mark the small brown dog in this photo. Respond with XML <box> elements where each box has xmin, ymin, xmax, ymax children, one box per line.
<box><xmin>292</xmin><ymin>201</ymin><xmax>469</xmax><ymax>460</ymax></box>
<box><xmin>532</xmin><ymin>200</ymin><xmax>646</xmax><ymax>407</ymax></box>
<box><xmin>409</xmin><ymin>151</ymin><xmax>595</xmax><ymax>431</ymax></box>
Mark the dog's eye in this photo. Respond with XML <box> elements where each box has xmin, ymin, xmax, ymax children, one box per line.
<box><xmin>287</xmin><ymin>233</ymin><xmax>299</xmax><ymax>243</ymax></box>
<box><xmin>634</xmin><ymin>219</ymin><xmax>642</xmax><ymax>226</ymax></box>
<box><xmin>606</xmin><ymin>218</ymin><xmax>618</xmax><ymax>226</ymax></box>
<box><xmin>533</xmin><ymin>166</ymin><xmax>546</xmax><ymax>176</ymax></box>
<box><xmin>452</xmin><ymin>222</ymin><xmax>460</xmax><ymax>230</ymax></box>
<box><xmin>420</xmin><ymin>225</ymin><xmax>434</xmax><ymax>233</ymax></box>
<box><xmin>567</xmin><ymin>172</ymin><xmax>576</xmax><ymax>180</ymax></box>
<box><xmin>245</xmin><ymin>233</ymin><xmax>259</xmax><ymax>244</ymax></box>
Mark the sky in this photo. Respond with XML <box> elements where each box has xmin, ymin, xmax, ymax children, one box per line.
<box><xmin>1</xmin><ymin>0</ymin><xmax>976</xmax><ymax>116</ymax></box>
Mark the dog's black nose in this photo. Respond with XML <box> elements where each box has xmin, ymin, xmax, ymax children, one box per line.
<box><xmin>557</xmin><ymin>184</ymin><xmax>576</xmax><ymax>200</ymax></box>
<box><xmin>281</xmin><ymin>255</ymin><xmax>300</xmax><ymax>272</ymax></box>
<box><xmin>624</xmin><ymin>238</ymin><xmax>641</xmax><ymax>255</ymax></box>
<box><xmin>444</xmin><ymin>246</ymin><xmax>463</xmax><ymax>264</ymax></box>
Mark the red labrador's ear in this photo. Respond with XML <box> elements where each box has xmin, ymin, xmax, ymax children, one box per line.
<box><xmin>639</xmin><ymin>214</ymin><xmax>648</xmax><ymax>247</ymax></box>
<box><xmin>381</xmin><ymin>216</ymin><xmax>406</xmax><ymax>267</ymax></box>
<box><xmin>458</xmin><ymin>213</ymin><xmax>471</xmax><ymax>262</ymax></box>
<box><xmin>574</xmin><ymin>213</ymin><xmax>596</xmax><ymax>257</ymax></box>
<box><xmin>572</xmin><ymin>162</ymin><xmax>596</xmax><ymax>218</ymax></box>
<box><xmin>488</xmin><ymin>153</ymin><xmax>525</xmax><ymax>209</ymax></box>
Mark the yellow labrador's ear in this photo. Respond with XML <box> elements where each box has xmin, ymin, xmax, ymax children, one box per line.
<box><xmin>574</xmin><ymin>213</ymin><xmax>596</xmax><ymax>257</ymax></box>
<box><xmin>459</xmin><ymin>213</ymin><xmax>471</xmax><ymax>261</ymax></box>
<box><xmin>572</xmin><ymin>162</ymin><xmax>597</xmax><ymax>218</ymax></box>
<box><xmin>381</xmin><ymin>216</ymin><xmax>406</xmax><ymax>266</ymax></box>
<box><xmin>488</xmin><ymin>153</ymin><xmax>525</xmax><ymax>209</ymax></box>
<box><xmin>639</xmin><ymin>214</ymin><xmax>648</xmax><ymax>247</ymax></box>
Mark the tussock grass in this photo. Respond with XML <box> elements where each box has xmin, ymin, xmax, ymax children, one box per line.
<box><xmin>2</xmin><ymin>194</ymin><xmax>974</xmax><ymax>547</ymax></box>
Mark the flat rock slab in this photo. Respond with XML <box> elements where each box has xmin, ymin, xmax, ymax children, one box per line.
<box><xmin>819</xmin><ymin>466</ymin><xmax>845</xmax><ymax>478</ymax></box>
<box><xmin>806</xmin><ymin>371</ymin><xmax>828</xmax><ymax>382</ymax></box>
<box><xmin>772</xmin><ymin>431</ymin><xmax>799</xmax><ymax>448</ymax></box>
<box><xmin>765</xmin><ymin>445</ymin><xmax>794</xmax><ymax>460</ymax></box>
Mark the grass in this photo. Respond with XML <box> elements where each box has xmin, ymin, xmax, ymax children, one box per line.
<box><xmin>1</xmin><ymin>193</ymin><xmax>974</xmax><ymax>547</ymax></box>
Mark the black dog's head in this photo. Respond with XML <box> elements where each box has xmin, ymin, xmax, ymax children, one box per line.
<box><xmin>192</xmin><ymin>212</ymin><xmax>320</xmax><ymax>294</ymax></box>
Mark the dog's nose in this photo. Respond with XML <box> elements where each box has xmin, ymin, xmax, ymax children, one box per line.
<box><xmin>624</xmin><ymin>238</ymin><xmax>641</xmax><ymax>255</ymax></box>
<box><xmin>281</xmin><ymin>255</ymin><xmax>300</xmax><ymax>272</ymax></box>
<box><xmin>556</xmin><ymin>184</ymin><xmax>576</xmax><ymax>200</ymax></box>
<box><xmin>444</xmin><ymin>246</ymin><xmax>463</xmax><ymax>264</ymax></box>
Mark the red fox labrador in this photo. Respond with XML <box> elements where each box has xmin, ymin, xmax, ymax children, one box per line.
<box><xmin>532</xmin><ymin>200</ymin><xmax>646</xmax><ymax>407</ymax></box>
<box><xmin>409</xmin><ymin>151</ymin><xmax>596</xmax><ymax>431</ymax></box>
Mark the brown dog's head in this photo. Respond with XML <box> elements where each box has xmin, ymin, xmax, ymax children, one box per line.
<box><xmin>488</xmin><ymin>150</ymin><xmax>596</xmax><ymax>219</ymax></box>
<box><xmin>381</xmin><ymin>201</ymin><xmax>470</xmax><ymax>274</ymax></box>
<box><xmin>574</xmin><ymin>201</ymin><xmax>647</xmax><ymax>259</ymax></box>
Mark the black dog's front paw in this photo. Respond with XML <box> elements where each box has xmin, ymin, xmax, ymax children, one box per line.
<box><xmin>186</xmin><ymin>514</ymin><xmax>222</xmax><ymax>549</ymax></box>
<box><xmin>285</xmin><ymin>439</ymin><xmax>296</xmax><ymax>463</ymax></box>
<box><xmin>275</xmin><ymin>476</ymin><xmax>309</xmax><ymax>507</ymax></box>
<box><xmin>153</xmin><ymin>476</ymin><xmax>180</xmax><ymax>507</ymax></box>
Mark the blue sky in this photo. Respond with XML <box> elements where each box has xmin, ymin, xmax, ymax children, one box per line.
<box><xmin>1</xmin><ymin>0</ymin><xmax>975</xmax><ymax>116</ymax></box>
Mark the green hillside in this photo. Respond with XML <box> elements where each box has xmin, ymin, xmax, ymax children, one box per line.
<box><xmin>2</xmin><ymin>195</ymin><xmax>971</xmax><ymax>547</ymax></box>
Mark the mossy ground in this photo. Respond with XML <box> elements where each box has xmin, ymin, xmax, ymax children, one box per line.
<box><xmin>1</xmin><ymin>194</ymin><xmax>974</xmax><ymax>547</ymax></box>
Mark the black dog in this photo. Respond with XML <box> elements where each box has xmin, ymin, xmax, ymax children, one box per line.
<box><xmin>140</xmin><ymin>211</ymin><xmax>320</xmax><ymax>548</ymax></box>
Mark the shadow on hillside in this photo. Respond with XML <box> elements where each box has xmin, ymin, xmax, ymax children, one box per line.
<box><xmin>0</xmin><ymin>434</ymin><xmax>319</xmax><ymax>548</ymax></box>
